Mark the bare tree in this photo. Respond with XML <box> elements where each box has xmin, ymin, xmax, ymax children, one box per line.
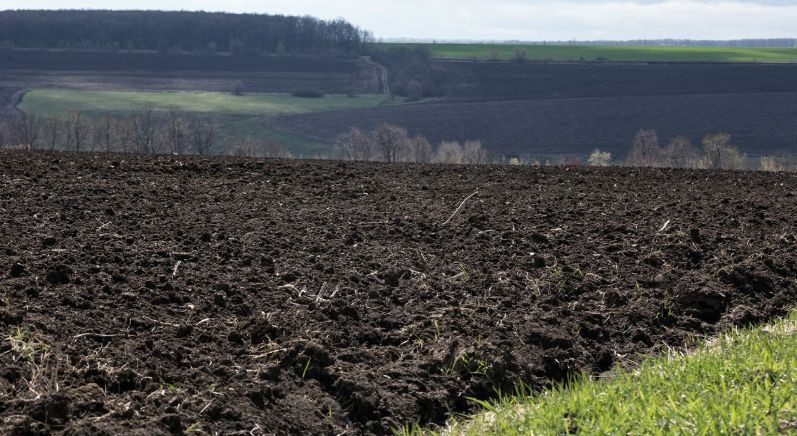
<box><xmin>701</xmin><ymin>132</ymin><xmax>745</xmax><ymax>170</ymax></box>
<box><xmin>165</xmin><ymin>110</ymin><xmax>187</xmax><ymax>155</ymax></box>
<box><xmin>132</xmin><ymin>107</ymin><xmax>159</xmax><ymax>154</ymax></box>
<box><xmin>374</xmin><ymin>123</ymin><xmax>409</xmax><ymax>163</ymax></box>
<box><xmin>463</xmin><ymin>140</ymin><xmax>489</xmax><ymax>164</ymax></box>
<box><xmin>0</xmin><ymin>117</ymin><xmax>11</xmax><ymax>148</ymax></box>
<box><xmin>663</xmin><ymin>136</ymin><xmax>699</xmax><ymax>168</ymax></box>
<box><xmin>41</xmin><ymin>117</ymin><xmax>63</xmax><ymax>151</ymax></box>
<box><xmin>116</xmin><ymin>114</ymin><xmax>135</xmax><ymax>153</ymax></box>
<box><xmin>188</xmin><ymin>116</ymin><xmax>217</xmax><ymax>156</ymax></box>
<box><xmin>17</xmin><ymin>112</ymin><xmax>42</xmax><ymax>150</ymax></box>
<box><xmin>67</xmin><ymin>111</ymin><xmax>90</xmax><ymax>152</ymax></box>
<box><xmin>625</xmin><ymin>129</ymin><xmax>662</xmax><ymax>167</ymax></box>
<box><xmin>334</xmin><ymin>127</ymin><xmax>373</xmax><ymax>161</ymax></box>
<box><xmin>435</xmin><ymin>141</ymin><xmax>464</xmax><ymax>164</ymax></box>
<box><xmin>94</xmin><ymin>115</ymin><xmax>116</xmax><ymax>153</ymax></box>
<box><xmin>410</xmin><ymin>135</ymin><xmax>432</xmax><ymax>163</ymax></box>
<box><xmin>588</xmin><ymin>149</ymin><xmax>612</xmax><ymax>166</ymax></box>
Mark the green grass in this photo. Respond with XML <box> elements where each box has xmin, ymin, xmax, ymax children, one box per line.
<box><xmin>377</xmin><ymin>43</ymin><xmax>797</xmax><ymax>63</ymax></box>
<box><xmin>403</xmin><ymin>310</ymin><xmax>797</xmax><ymax>435</ymax></box>
<box><xmin>19</xmin><ymin>89</ymin><xmax>388</xmax><ymax>157</ymax></box>
<box><xmin>19</xmin><ymin>89</ymin><xmax>386</xmax><ymax>118</ymax></box>
<box><xmin>214</xmin><ymin>114</ymin><xmax>331</xmax><ymax>158</ymax></box>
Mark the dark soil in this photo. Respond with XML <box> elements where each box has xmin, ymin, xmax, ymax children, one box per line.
<box><xmin>1</xmin><ymin>151</ymin><xmax>796</xmax><ymax>435</ymax></box>
<box><xmin>270</xmin><ymin>61</ymin><xmax>797</xmax><ymax>158</ymax></box>
<box><xmin>269</xmin><ymin>90</ymin><xmax>797</xmax><ymax>158</ymax></box>
<box><xmin>439</xmin><ymin>60</ymin><xmax>797</xmax><ymax>101</ymax></box>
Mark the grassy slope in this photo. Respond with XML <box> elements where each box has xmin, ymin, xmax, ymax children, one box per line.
<box><xmin>19</xmin><ymin>89</ymin><xmax>387</xmax><ymax>157</ymax></box>
<box><xmin>405</xmin><ymin>310</ymin><xmax>797</xmax><ymax>435</ymax></box>
<box><xmin>378</xmin><ymin>43</ymin><xmax>797</xmax><ymax>63</ymax></box>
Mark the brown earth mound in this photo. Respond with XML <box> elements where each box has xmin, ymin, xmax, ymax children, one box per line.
<box><xmin>0</xmin><ymin>151</ymin><xmax>795</xmax><ymax>434</ymax></box>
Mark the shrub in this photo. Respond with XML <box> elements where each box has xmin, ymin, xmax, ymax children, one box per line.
<box><xmin>292</xmin><ymin>88</ymin><xmax>325</xmax><ymax>98</ymax></box>
<box><xmin>663</xmin><ymin>136</ymin><xmax>700</xmax><ymax>168</ymax></box>
<box><xmin>435</xmin><ymin>141</ymin><xmax>464</xmax><ymax>164</ymax></box>
<box><xmin>462</xmin><ymin>140</ymin><xmax>489</xmax><ymax>164</ymax></box>
<box><xmin>701</xmin><ymin>132</ymin><xmax>746</xmax><ymax>170</ymax></box>
<box><xmin>625</xmin><ymin>129</ymin><xmax>662</xmax><ymax>167</ymax></box>
<box><xmin>588</xmin><ymin>149</ymin><xmax>612</xmax><ymax>167</ymax></box>
<box><xmin>232</xmin><ymin>82</ymin><xmax>244</xmax><ymax>96</ymax></box>
<box><xmin>760</xmin><ymin>156</ymin><xmax>788</xmax><ymax>172</ymax></box>
<box><xmin>374</xmin><ymin>123</ymin><xmax>410</xmax><ymax>163</ymax></box>
<box><xmin>411</xmin><ymin>135</ymin><xmax>432</xmax><ymax>163</ymax></box>
<box><xmin>335</xmin><ymin>127</ymin><xmax>374</xmax><ymax>161</ymax></box>
<box><xmin>406</xmin><ymin>80</ymin><xmax>423</xmax><ymax>101</ymax></box>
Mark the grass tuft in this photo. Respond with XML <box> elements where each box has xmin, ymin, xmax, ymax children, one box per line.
<box><xmin>6</xmin><ymin>328</ymin><xmax>50</xmax><ymax>361</ymax></box>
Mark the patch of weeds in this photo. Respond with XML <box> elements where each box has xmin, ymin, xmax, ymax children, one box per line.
<box><xmin>6</xmin><ymin>328</ymin><xmax>49</xmax><ymax>361</ymax></box>
<box><xmin>449</xmin><ymin>352</ymin><xmax>491</xmax><ymax>378</ymax></box>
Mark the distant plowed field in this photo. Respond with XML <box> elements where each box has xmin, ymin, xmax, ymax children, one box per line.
<box><xmin>270</xmin><ymin>61</ymin><xmax>797</xmax><ymax>158</ymax></box>
<box><xmin>270</xmin><ymin>91</ymin><xmax>797</xmax><ymax>158</ymax></box>
<box><xmin>1</xmin><ymin>152</ymin><xmax>796</xmax><ymax>434</ymax></box>
<box><xmin>440</xmin><ymin>61</ymin><xmax>797</xmax><ymax>100</ymax></box>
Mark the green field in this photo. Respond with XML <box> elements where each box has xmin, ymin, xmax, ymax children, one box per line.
<box><xmin>405</xmin><ymin>310</ymin><xmax>797</xmax><ymax>435</ymax></box>
<box><xmin>20</xmin><ymin>89</ymin><xmax>388</xmax><ymax>157</ymax></box>
<box><xmin>377</xmin><ymin>43</ymin><xmax>797</xmax><ymax>63</ymax></box>
<box><xmin>20</xmin><ymin>89</ymin><xmax>386</xmax><ymax>118</ymax></box>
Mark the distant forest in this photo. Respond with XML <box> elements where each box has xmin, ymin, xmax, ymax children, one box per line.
<box><xmin>0</xmin><ymin>10</ymin><xmax>372</xmax><ymax>54</ymax></box>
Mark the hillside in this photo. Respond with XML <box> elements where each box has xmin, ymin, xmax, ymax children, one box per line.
<box><xmin>0</xmin><ymin>48</ymin><xmax>382</xmax><ymax>113</ymax></box>
<box><xmin>268</xmin><ymin>60</ymin><xmax>797</xmax><ymax>159</ymax></box>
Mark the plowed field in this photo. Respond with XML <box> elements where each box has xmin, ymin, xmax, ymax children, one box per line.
<box><xmin>1</xmin><ymin>152</ymin><xmax>795</xmax><ymax>434</ymax></box>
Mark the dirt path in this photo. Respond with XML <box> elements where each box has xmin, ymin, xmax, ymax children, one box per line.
<box><xmin>0</xmin><ymin>152</ymin><xmax>795</xmax><ymax>435</ymax></box>
<box><xmin>362</xmin><ymin>56</ymin><xmax>391</xmax><ymax>100</ymax></box>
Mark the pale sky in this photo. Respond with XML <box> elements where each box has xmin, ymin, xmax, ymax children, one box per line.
<box><xmin>3</xmin><ymin>0</ymin><xmax>797</xmax><ymax>41</ymax></box>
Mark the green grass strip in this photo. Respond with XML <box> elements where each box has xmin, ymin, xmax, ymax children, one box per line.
<box><xmin>402</xmin><ymin>310</ymin><xmax>797</xmax><ymax>435</ymax></box>
<box><xmin>19</xmin><ymin>89</ymin><xmax>386</xmax><ymax>118</ymax></box>
<box><xmin>377</xmin><ymin>43</ymin><xmax>797</xmax><ymax>63</ymax></box>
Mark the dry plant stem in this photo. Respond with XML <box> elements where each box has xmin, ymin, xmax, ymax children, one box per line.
<box><xmin>443</xmin><ymin>191</ymin><xmax>479</xmax><ymax>225</ymax></box>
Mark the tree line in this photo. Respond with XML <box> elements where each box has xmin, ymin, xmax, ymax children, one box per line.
<box><xmin>591</xmin><ymin>129</ymin><xmax>796</xmax><ymax>172</ymax></box>
<box><xmin>0</xmin><ymin>109</ymin><xmax>292</xmax><ymax>158</ymax></box>
<box><xmin>332</xmin><ymin>124</ymin><xmax>796</xmax><ymax>172</ymax></box>
<box><xmin>334</xmin><ymin>124</ymin><xmax>490</xmax><ymax>164</ymax></box>
<box><xmin>1</xmin><ymin>110</ymin><xmax>215</xmax><ymax>155</ymax></box>
<box><xmin>2</xmin><ymin>114</ymin><xmax>794</xmax><ymax>172</ymax></box>
<box><xmin>0</xmin><ymin>10</ymin><xmax>371</xmax><ymax>54</ymax></box>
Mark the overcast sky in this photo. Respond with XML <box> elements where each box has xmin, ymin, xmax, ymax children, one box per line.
<box><xmin>5</xmin><ymin>0</ymin><xmax>797</xmax><ymax>41</ymax></box>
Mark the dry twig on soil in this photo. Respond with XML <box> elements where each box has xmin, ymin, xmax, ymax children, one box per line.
<box><xmin>443</xmin><ymin>191</ymin><xmax>479</xmax><ymax>225</ymax></box>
